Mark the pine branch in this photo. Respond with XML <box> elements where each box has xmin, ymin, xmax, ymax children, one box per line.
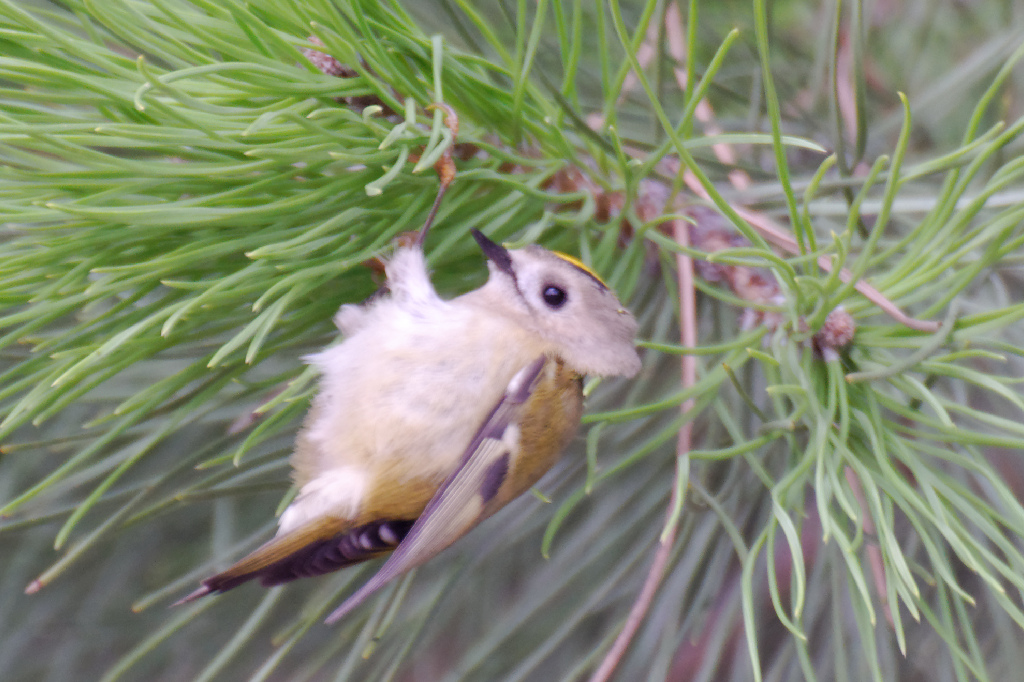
<box><xmin>2</xmin><ymin>1</ymin><xmax>1024</xmax><ymax>681</ymax></box>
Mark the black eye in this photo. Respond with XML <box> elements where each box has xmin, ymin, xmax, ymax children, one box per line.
<box><xmin>542</xmin><ymin>285</ymin><xmax>567</xmax><ymax>308</ymax></box>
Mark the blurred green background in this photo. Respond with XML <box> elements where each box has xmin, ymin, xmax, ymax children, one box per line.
<box><xmin>2</xmin><ymin>1</ymin><xmax>1024</xmax><ymax>680</ymax></box>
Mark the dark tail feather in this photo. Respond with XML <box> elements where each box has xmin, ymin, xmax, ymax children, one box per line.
<box><xmin>258</xmin><ymin>519</ymin><xmax>414</xmax><ymax>586</ymax></box>
<box><xmin>171</xmin><ymin>519</ymin><xmax>414</xmax><ymax>605</ymax></box>
<box><xmin>172</xmin><ymin>584</ymin><xmax>213</xmax><ymax>606</ymax></box>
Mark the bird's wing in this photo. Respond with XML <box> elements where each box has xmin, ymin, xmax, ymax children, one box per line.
<box><xmin>324</xmin><ymin>354</ymin><xmax>548</xmax><ymax>624</ymax></box>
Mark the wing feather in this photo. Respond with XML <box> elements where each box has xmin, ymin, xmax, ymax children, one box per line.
<box><xmin>323</xmin><ymin>355</ymin><xmax>548</xmax><ymax>624</ymax></box>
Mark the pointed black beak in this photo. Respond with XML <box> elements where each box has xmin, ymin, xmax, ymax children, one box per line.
<box><xmin>471</xmin><ymin>229</ymin><xmax>515</xmax><ymax>278</ymax></box>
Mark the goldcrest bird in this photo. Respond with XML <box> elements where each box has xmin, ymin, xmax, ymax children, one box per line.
<box><xmin>176</xmin><ymin>228</ymin><xmax>641</xmax><ymax>623</ymax></box>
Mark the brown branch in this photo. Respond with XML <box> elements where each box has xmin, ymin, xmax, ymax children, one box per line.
<box><xmin>677</xmin><ymin>170</ymin><xmax>940</xmax><ymax>332</ymax></box>
<box><xmin>589</xmin><ymin>217</ymin><xmax>697</xmax><ymax>682</ymax></box>
<box><xmin>845</xmin><ymin>466</ymin><xmax>894</xmax><ymax>627</ymax></box>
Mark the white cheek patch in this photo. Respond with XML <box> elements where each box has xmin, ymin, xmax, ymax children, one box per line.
<box><xmin>277</xmin><ymin>467</ymin><xmax>368</xmax><ymax>535</ymax></box>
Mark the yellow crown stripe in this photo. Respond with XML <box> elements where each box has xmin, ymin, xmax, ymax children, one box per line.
<box><xmin>551</xmin><ymin>251</ymin><xmax>608</xmax><ymax>289</ymax></box>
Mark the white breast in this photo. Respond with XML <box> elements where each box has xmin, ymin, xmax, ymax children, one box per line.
<box><xmin>284</xmin><ymin>256</ymin><xmax>545</xmax><ymax>528</ymax></box>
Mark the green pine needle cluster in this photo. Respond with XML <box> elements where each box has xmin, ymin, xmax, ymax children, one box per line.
<box><xmin>2</xmin><ymin>1</ymin><xmax>1024</xmax><ymax>681</ymax></box>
